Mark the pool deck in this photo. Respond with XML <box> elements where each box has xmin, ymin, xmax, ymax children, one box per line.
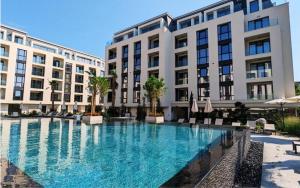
<box><xmin>251</xmin><ymin>134</ymin><xmax>300</xmax><ymax>188</ymax></box>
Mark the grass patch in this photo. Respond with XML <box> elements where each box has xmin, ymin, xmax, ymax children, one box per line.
<box><xmin>283</xmin><ymin>116</ymin><xmax>300</xmax><ymax>136</ymax></box>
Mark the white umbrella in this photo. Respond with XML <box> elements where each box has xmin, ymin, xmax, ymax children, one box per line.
<box><xmin>204</xmin><ymin>98</ymin><xmax>213</xmax><ymax>113</ymax></box>
<box><xmin>287</xmin><ymin>96</ymin><xmax>300</xmax><ymax>102</ymax></box>
<box><xmin>191</xmin><ymin>99</ymin><xmax>198</xmax><ymax>113</ymax></box>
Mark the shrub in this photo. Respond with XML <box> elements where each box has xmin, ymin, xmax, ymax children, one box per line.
<box><xmin>283</xmin><ymin>116</ymin><xmax>300</xmax><ymax>136</ymax></box>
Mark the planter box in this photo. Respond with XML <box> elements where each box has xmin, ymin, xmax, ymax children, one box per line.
<box><xmin>82</xmin><ymin>116</ymin><xmax>103</xmax><ymax>125</ymax></box>
<box><xmin>145</xmin><ymin>116</ymin><xmax>164</xmax><ymax>124</ymax></box>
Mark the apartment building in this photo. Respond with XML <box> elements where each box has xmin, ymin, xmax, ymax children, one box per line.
<box><xmin>0</xmin><ymin>25</ymin><xmax>105</xmax><ymax>115</ymax></box>
<box><xmin>105</xmin><ymin>0</ymin><xmax>295</xmax><ymax>121</ymax></box>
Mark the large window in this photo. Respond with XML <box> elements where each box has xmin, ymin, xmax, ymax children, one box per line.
<box><xmin>175</xmin><ymin>34</ymin><xmax>188</xmax><ymax>48</ymax></box>
<box><xmin>75</xmin><ymin>85</ymin><xmax>83</xmax><ymax>93</ymax></box>
<box><xmin>17</xmin><ymin>49</ymin><xmax>27</xmax><ymax>61</ymax></box>
<box><xmin>122</xmin><ymin>45</ymin><xmax>128</xmax><ymax>58</ymax></box>
<box><xmin>207</xmin><ymin>12</ymin><xmax>214</xmax><ymax>21</ymax></box>
<box><xmin>220</xmin><ymin>85</ymin><xmax>234</xmax><ymax>100</ymax></box>
<box><xmin>76</xmin><ymin>65</ymin><xmax>84</xmax><ymax>73</ymax></box>
<box><xmin>31</xmin><ymin>79</ymin><xmax>44</xmax><ymax>89</ymax></box>
<box><xmin>179</xmin><ymin>19</ymin><xmax>191</xmax><ymax>29</ymax></box>
<box><xmin>133</xmin><ymin>90</ymin><xmax>140</xmax><ymax>103</ymax></box>
<box><xmin>218</xmin><ymin>23</ymin><xmax>231</xmax><ymax>41</ymax></box>
<box><xmin>247</xmin><ymin>61</ymin><xmax>272</xmax><ymax>78</ymax></box>
<box><xmin>175</xmin><ymin>88</ymin><xmax>188</xmax><ymax>101</ymax></box>
<box><xmin>175</xmin><ymin>70</ymin><xmax>188</xmax><ymax>85</ymax></box>
<box><xmin>217</xmin><ymin>6</ymin><xmax>230</xmax><ymax>18</ymax></box>
<box><xmin>134</xmin><ymin>56</ymin><xmax>141</xmax><ymax>70</ymax></box>
<box><xmin>108</xmin><ymin>48</ymin><xmax>117</xmax><ymax>60</ymax></box>
<box><xmin>108</xmin><ymin>63</ymin><xmax>116</xmax><ymax>75</ymax></box>
<box><xmin>134</xmin><ymin>41</ymin><xmax>141</xmax><ymax>55</ymax></box>
<box><xmin>248</xmin><ymin>39</ymin><xmax>270</xmax><ymax>55</ymax></box>
<box><xmin>122</xmin><ymin>60</ymin><xmax>128</xmax><ymax>73</ymax></box>
<box><xmin>16</xmin><ymin>62</ymin><xmax>26</xmax><ymax>74</ymax></box>
<box><xmin>33</xmin><ymin>54</ymin><xmax>45</xmax><ymax>64</ymax></box>
<box><xmin>14</xmin><ymin>36</ymin><xmax>23</xmax><ymax>44</ymax></box>
<box><xmin>149</xmin><ymin>35</ymin><xmax>159</xmax><ymax>49</ymax></box>
<box><xmin>74</xmin><ymin>95</ymin><xmax>82</xmax><ymax>102</ymax></box>
<box><xmin>218</xmin><ymin>43</ymin><xmax>232</xmax><ymax>61</ymax></box>
<box><xmin>247</xmin><ymin>82</ymin><xmax>273</xmax><ymax>100</ymax></box>
<box><xmin>121</xmin><ymin>91</ymin><xmax>127</xmax><ymax>103</ymax></box>
<box><xmin>30</xmin><ymin>92</ymin><xmax>43</xmax><ymax>101</ymax></box>
<box><xmin>248</xmin><ymin>17</ymin><xmax>269</xmax><ymax>31</ymax></box>
<box><xmin>32</xmin><ymin>67</ymin><xmax>44</xmax><ymax>76</ymax></box>
<box><xmin>148</xmin><ymin>53</ymin><xmax>159</xmax><ymax>68</ymax></box>
<box><xmin>14</xmin><ymin>76</ymin><xmax>25</xmax><ymax>87</ymax></box>
<box><xmin>196</xmin><ymin>29</ymin><xmax>208</xmax><ymax>46</ymax></box>
<box><xmin>250</xmin><ymin>0</ymin><xmax>259</xmax><ymax>13</ymax></box>
<box><xmin>175</xmin><ymin>52</ymin><xmax>188</xmax><ymax>67</ymax></box>
<box><xmin>13</xmin><ymin>89</ymin><xmax>23</xmax><ymax>100</ymax></box>
<box><xmin>197</xmin><ymin>48</ymin><xmax>208</xmax><ymax>65</ymax></box>
<box><xmin>133</xmin><ymin>73</ymin><xmax>140</xmax><ymax>88</ymax></box>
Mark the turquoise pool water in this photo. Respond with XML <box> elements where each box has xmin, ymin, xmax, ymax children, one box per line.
<box><xmin>1</xmin><ymin>118</ymin><xmax>229</xmax><ymax>187</ymax></box>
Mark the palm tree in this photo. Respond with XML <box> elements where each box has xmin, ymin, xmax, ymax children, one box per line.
<box><xmin>110</xmin><ymin>70</ymin><xmax>118</xmax><ymax>108</ymax></box>
<box><xmin>86</xmin><ymin>71</ymin><xmax>109</xmax><ymax>114</ymax></box>
<box><xmin>48</xmin><ymin>80</ymin><xmax>58</xmax><ymax>112</ymax></box>
<box><xmin>143</xmin><ymin>76</ymin><xmax>166</xmax><ymax>116</ymax></box>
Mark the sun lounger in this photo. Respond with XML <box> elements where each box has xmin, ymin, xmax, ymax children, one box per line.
<box><xmin>189</xmin><ymin>118</ymin><xmax>196</xmax><ymax>124</ymax></box>
<box><xmin>215</xmin><ymin>118</ymin><xmax>223</xmax><ymax>125</ymax></box>
<box><xmin>204</xmin><ymin>118</ymin><xmax>211</xmax><ymax>125</ymax></box>
<box><xmin>246</xmin><ymin>121</ymin><xmax>256</xmax><ymax>130</ymax></box>
<box><xmin>264</xmin><ymin>124</ymin><xmax>276</xmax><ymax>135</ymax></box>
<box><xmin>292</xmin><ymin>141</ymin><xmax>300</xmax><ymax>154</ymax></box>
<box><xmin>178</xmin><ymin>119</ymin><xmax>185</xmax><ymax>123</ymax></box>
<box><xmin>11</xmin><ymin>112</ymin><xmax>19</xmax><ymax>117</ymax></box>
<box><xmin>232</xmin><ymin>122</ymin><xmax>241</xmax><ymax>127</ymax></box>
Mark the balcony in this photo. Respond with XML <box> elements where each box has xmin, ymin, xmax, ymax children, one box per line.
<box><xmin>246</xmin><ymin>69</ymin><xmax>272</xmax><ymax>79</ymax></box>
<box><xmin>248</xmin><ymin>94</ymin><xmax>273</xmax><ymax>100</ymax></box>
<box><xmin>175</xmin><ymin>34</ymin><xmax>188</xmax><ymax>49</ymax></box>
<box><xmin>0</xmin><ymin>65</ymin><xmax>8</xmax><ymax>72</ymax></box>
<box><xmin>0</xmin><ymin>51</ymin><xmax>9</xmax><ymax>57</ymax></box>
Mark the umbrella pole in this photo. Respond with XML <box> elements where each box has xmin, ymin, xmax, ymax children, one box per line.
<box><xmin>281</xmin><ymin>103</ymin><xmax>285</xmax><ymax>129</ymax></box>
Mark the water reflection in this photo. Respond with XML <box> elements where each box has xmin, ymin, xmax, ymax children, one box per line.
<box><xmin>0</xmin><ymin>118</ymin><xmax>234</xmax><ymax>188</ymax></box>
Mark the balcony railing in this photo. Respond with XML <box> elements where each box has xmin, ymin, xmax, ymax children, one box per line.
<box><xmin>176</xmin><ymin>78</ymin><xmax>188</xmax><ymax>85</ymax></box>
<box><xmin>245</xmin><ymin>18</ymin><xmax>278</xmax><ymax>32</ymax></box>
<box><xmin>248</xmin><ymin>94</ymin><xmax>273</xmax><ymax>100</ymax></box>
<box><xmin>246</xmin><ymin>70</ymin><xmax>272</xmax><ymax>79</ymax></box>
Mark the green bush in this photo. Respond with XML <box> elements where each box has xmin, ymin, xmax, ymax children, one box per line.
<box><xmin>283</xmin><ymin>116</ymin><xmax>300</xmax><ymax>136</ymax></box>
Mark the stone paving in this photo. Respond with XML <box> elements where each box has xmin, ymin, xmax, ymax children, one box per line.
<box><xmin>251</xmin><ymin>134</ymin><xmax>300</xmax><ymax>188</ymax></box>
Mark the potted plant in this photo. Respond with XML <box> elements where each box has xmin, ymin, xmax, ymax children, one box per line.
<box><xmin>143</xmin><ymin>76</ymin><xmax>166</xmax><ymax>123</ymax></box>
<box><xmin>82</xmin><ymin>71</ymin><xmax>109</xmax><ymax>124</ymax></box>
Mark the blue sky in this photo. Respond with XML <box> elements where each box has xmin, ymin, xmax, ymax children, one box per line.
<box><xmin>2</xmin><ymin>0</ymin><xmax>299</xmax><ymax>81</ymax></box>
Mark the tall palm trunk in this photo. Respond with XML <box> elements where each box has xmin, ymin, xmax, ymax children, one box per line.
<box><xmin>91</xmin><ymin>89</ymin><xmax>97</xmax><ymax>114</ymax></box>
<box><xmin>51</xmin><ymin>88</ymin><xmax>55</xmax><ymax>112</ymax></box>
<box><xmin>111</xmin><ymin>77</ymin><xmax>116</xmax><ymax>107</ymax></box>
<box><xmin>152</xmin><ymin>97</ymin><xmax>157</xmax><ymax>116</ymax></box>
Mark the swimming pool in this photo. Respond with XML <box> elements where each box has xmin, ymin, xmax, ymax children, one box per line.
<box><xmin>1</xmin><ymin>118</ymin><xmax>234</xmax><ymax>187</ymax></box>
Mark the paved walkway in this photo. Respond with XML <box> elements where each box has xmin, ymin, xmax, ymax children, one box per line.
<box><xmin>251</xmin><ymin>134</ymin><xmax>300</xmax><ymax>188</ymax></box>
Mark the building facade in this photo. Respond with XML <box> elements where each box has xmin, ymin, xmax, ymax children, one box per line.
<box><xmin>105</xmin><ymin>0</ymin><xmax>295</xmax><ymax>121</ymax></box>
<box><xmin>0</xmin><ymin>25</ymin><xmax>105</xmax><ymax>115</ymax></box>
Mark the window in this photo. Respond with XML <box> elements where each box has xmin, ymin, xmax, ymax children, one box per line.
<box><xmin>221</xmin><ymin>65</ymin><xmax>231</xmax><ymax>75</ymax></box>
<box><xmin>65</xmin><ymin>63</ymin><xmax>72</xmax><ymax>72</ymax></box>
<box><xmin>53</xmin><ymin>60</ymin><xmax>62</xmax><ymax>67</ymax></box>
<box><xmin>175</xmin><ymin>34</ymin><xmax>188</xmax><ymax>48</ymax></box>
<box><xmin>74</xmin><ymin>95</ymin><xmax>83</xmax><ymax>102</ymax></box>
<box><xmin>134</xmin><ymin>56</ymin><xmax>141</xmax><ymax>70</ymax></box>
<box><xmin>122</xmin><ymin>45</ymin><xmax>128</xmax><ymax>58</ymax></box>
<box><xmin>122</xmin><ymin>75</ymin><xmax>128</xmax><ymax>88</ymax></box>
<box><xmin>33</xmin><ymin>44</ymin><xmax>56</xmax><ymax>53</ymax></box>
<box><xmin>0</xmin><ymin>32</ymin><xmax>3</xmax><ymax>39</ymax></box>
<box><xmin>207</xmin><ymin>12</ymin><xmax>214</xmax><ymax>21</ymax></box>
<box><xmin>0</xmin><ymin>60</ymin><xmax>7</xmax><ymax>71</ymax></box>
<box><xmin>100</xmin><ymin>70</ymin><xmax>105</xmax><ymax>77</ymax></box>
<box><xmin>218</xmin><ymin>23</ymin><xmax>231</xmax><ymax>41</ymax></box>
<box><xmin>0</xmin><ymin>46</ymin><xmax>8</xmax><ymax>56</ymax></box>
<box><xmin>75</xmin><ymin>75</ymin><xmax>84</xmax><ymax>83</ymax></box>
<box><xmin>247</xmin><ymin>61</ymin><xmax>272</xmax><ymax>78</ymax></box>
<box><xmin>175</xmin><ymin>70</ymin><xmax>188</xmax><ymax>85</ymax></box>
<box><xmin>52</xmin><ymin>70</ymin><xmax>61</xmax><ymax>79</ymax></box>
<box><xmin>199</xmin><ymin>68</ymin><xmax>208</xmax><ymax>77</ymax></box>
<box><xmin>148</xmin><ymin>70</ymin><xmax>159</xmax><ymax>78</ymax></box>
<box><xmin>247</xmin><ymin>82</ymin><xmax>273</xmax><ymax>100</ymax></box>
<box><xmin>64</xmin><ymin>83</ymin><xmax>71</xmax><ymax>93</ymax></box>
<box><xmin>17</xmin><ymin>49</ymin><xmax>27</xmax><ymax>61</ymax></box>
<box><xmin>133</xmin><ymin>73</ymin><xmax>140</xmax><ymax>88</ymax></box>
<box><xmin>217</xmin><ymin>6</ymin><xmax>230</xmax><ymax>18</ymax></box>
<box><xmin>108</xmin><ymin>48</ymin><xmax>117</xmax><ymax>59</ymax></box>
<box><xmin>65</xmin><ymin>52</ymin><xmax>70</xmax><ymax>59</ymax></box>
<box><xmin>148</xmin><ymin>53</ymin><xmax>159</xmax><ymax>68</ymax></box>
<box><xmin>16</xmin><ymin>62</ymin><xmax>26</xmax><ymax>74</ymax></box>
<box><xmin>149</xmin><ymin>35</ymin><xmax>159</xmax><ymax>49</ymax></box>
<box><xmin>32</xmin><ymin>67</ymin><xmax>44</xmax><ymax>76</ymax></box>
<box><xmin>262</xmin><ymin>0</ymin><xmax>273</xmax><ymax>9</ymax></box>
<box><xmin>14</xmin><ymin>36</ymin><xmax>23</xmax><ymax>44</ymax></box>
<box><xmin>33</xmin><ymin>54</ymin><xmax>45</xmax><ymax>64</ymax></box>
<box><xmin>76</xmin><ymin>65</ymin><xmax>84</xmax><ymax>73</ymax></box>
<box><xmin>198</xmin><ymin>87</ymin><xmax>210</xmax><ymax>101</ymax></box>
<box><xmin>175</xmin><ymin>88</ymin><xmax>188</xmax><ymax>101</ymax></box>
<box><xmin>134</xmin><ymin>41</ymin><xmax>141</xmax><ymax>55</ymax></box>
<box><xmin>133</xmin><ymin>90</ymin><xmax>140</xmax><ymax>103</ymax></box>
<box><xmin>175</xmin><ymin>52</ymin><xmax>188</xmax><ymax>67</ymax></box>
<box><xmin>197</xmin><ymin>29</ymin><xmax>208</xmax><ymax>46</ymax></box>
<box><xmin>218</xmin><ymin>43</ymin><xmax>232</xmax><ymax>61</ymax></box>
<box><xmin>64</xmin><ymin>94</ymin><xmax>70</xmax><ymax>102</ymax></box>
<box><xmin>108</xmin><ymin>63</ymin><xmax>116</xmax><ymax>74</ymax></box>
<box><xmin>248</xmin><ymin>17</ymin><xmax>269</xmax><ymax>31</ymax></box>
<box><xmin>13</xmin><ymin>89</ymin><xmax>23</xmax><ymax>100</ymax></box>
<box><xmin>197</xmin><ymin>48</ymin><xmax>208</xmax><ymax>65</ymax></box>
<box><xmin>121</xmin><ymin>91</ymin><xmax>127</xmax><ymax>103</ymax></box>
<box><xmin>31</xmin><ymin>79</ymin><xmax>44</xmax><ymax>89</ymax></box>
<box><xmin>75</xmin><ymin>85</ymin><xmax>83</xmax><ymax>93</ymax></box>
<box><xmin>140</xmin><ymin>22</ymin><xmax>160</xmax><ymax>34</ymax></box>
<box><xmin>248</xmin><ymin>39</ymin><xmax>270</xmax><ymax>55</ymax></box>
<box><xmin>250</xmin><ymin>0</ymin><xmax>259</xmax><ymax>13</ymax></box>
<box><xmin>179</xmin><ymin>19</ymin><xmax>191</xmax><ymax>29</ymax></box>
<box><xmin>14</xmin><ymin>76</ymin><xmax>25</xmax><ymax>87</ymax></box>
<box><xmin>122</xmin><ymin>60</ymin><xmax>128</xmax><ymax>73</ymax></box>
<box><xmin>220</xmin><ymin>85</ymin><xmax>234</xmax><ymax>100</ymax></box>
<box><xmin>30</xmin><ymin>92</ymin><xmax>43</xmax><ymax>101</ymax></box>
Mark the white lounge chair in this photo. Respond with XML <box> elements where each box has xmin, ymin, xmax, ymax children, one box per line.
<box><xmin>11</xmin><ymin>112</ymin><xmax>19</xmax><ymax>117</ymax></box>
<box><xmin>232</xmin><ymin>122</ymin><xmax>241</xmax><ymax>127</ymax></box>
<box><xmin>246</xmin><ymin>121</ymin><xmax>256</xmax><ymax>130</ymax></box>
<box><xmin>264</xmin><ymin>124</ymin><xmax>276</xmax><ymax>134</ymax></box>
<box><xmin>215</xmin><ymin>118</ymin><xmax>223</xmax><ymax>126</ymax></box>
<box><xmin>189</xmin><ymin>118</ymin><xmax>196</xmax><ymax>124</ymax></box>
<box><xmin>204</xmin><ymin>118</ymin><xmax>211</xmax><ymax>125</ymax></box>
<box><xmin>178</xmin><ymin>118</ymin><xmax>185</xmax><ymax>123</ymax></box>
